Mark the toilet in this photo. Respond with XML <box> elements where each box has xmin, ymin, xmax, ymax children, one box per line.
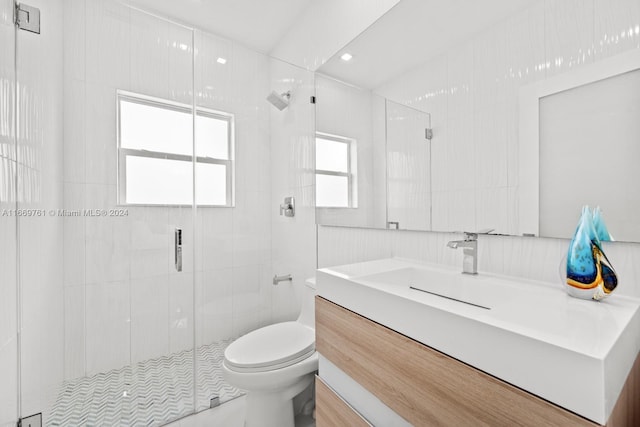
<box><xmin>222</xmin><ymin>278</ymin><xmax>318</xmax><ymax>427</ymax></box>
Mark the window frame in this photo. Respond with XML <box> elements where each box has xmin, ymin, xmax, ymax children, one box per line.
<box><xmin>116</xmin><ymin>90</ymin><xmax>234</xmax><ymax>207</ymax></box>
<box><xmin>315</xmin><ymin>132</ymin><xmax>356</xmax><ymax>208</ymax></box>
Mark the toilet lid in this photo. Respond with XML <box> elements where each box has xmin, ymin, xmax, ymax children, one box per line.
<box><xmin>224</xmin><ymin>322</ymin><xmax>315</xmax><ymax>372</ymax></box>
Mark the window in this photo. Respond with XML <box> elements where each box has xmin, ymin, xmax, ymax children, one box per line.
<box><xmin>315</xmin><ymin>132</ymin><xmax>356</xmax><ymax>208</ymax></box>
<box><xmin>117</xmin><ymin>91</ymin><xmax>234</xmax><ymax>206</ymax></box>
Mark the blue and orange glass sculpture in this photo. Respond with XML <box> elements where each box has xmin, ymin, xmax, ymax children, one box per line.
<box><xmin>565</xmin><ymin>206</ymin><xmax>617</xmax><ymax>300</ymax></box>
<box><xmin>593</xmin><ymin>206</ymin><xmax>614</xmax><ymax>243</ymax></box>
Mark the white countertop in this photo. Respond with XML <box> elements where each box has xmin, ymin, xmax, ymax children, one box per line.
<box><xmin>317</xmin><ymin>257</ymin><xmax>640</xmax><ymax>424</ymax></box>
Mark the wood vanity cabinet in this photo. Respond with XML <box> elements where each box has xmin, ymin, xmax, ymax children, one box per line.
<box><xmin>315</xmin><ymin>296</ymin><xmax>640</xmax><ymax>427</ymax></box>
<box><xmin>316</xmin><ymin>376</ymin><xmax>372</xmax><ymax>427</ymax></box>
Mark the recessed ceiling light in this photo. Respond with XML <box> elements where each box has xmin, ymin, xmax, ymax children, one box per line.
<box><xmin>217</xmin><ymin>57</ymin><xmax>227</xmax><ymax>64</ymax></box>
<box><xmin>340</xmin><ymin>53</ymin><xmax>353</xmax><ymax>62</ymax></box>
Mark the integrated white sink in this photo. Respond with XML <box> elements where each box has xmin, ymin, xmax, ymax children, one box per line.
<box><xmin>317</xmin><ymin>258</ymin><xmax>640</xmax><ymax>425</ymax></box>
<box><xmin>360</xmin><ymin>267</ymin><xmax>495</xmax><ymax>310</ymax></box>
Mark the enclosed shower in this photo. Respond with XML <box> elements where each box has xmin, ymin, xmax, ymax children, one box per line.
<box><xmin>0</xmin><ymin>0</ymin><xmax>316</xmax><ymax>426</ymax></box>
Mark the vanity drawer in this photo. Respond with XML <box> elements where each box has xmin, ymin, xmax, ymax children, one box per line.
<box><xmin>316</xmin><ymin>376</ymin><xmax>372</xmax><ymax>427</ymax></box>
<box><xmin>315</xmin><ymin>296</ymin><xmax>598</xmax><ymax>427</ymax></box>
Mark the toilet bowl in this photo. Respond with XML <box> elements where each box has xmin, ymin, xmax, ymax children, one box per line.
<box><xmin>223</xmin><ymin>278</ymin><xmax>318</xmax><ymax>427</ymax></box>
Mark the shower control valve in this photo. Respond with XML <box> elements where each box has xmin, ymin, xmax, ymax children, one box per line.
<box><xmin>279</xmin><ymin>196</ymin><xmax>295</xmax><ymax>217</ymax></box>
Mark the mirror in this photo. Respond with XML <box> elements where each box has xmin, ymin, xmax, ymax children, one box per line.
<box><xmin>314</xmin><ymin>75</ymin><xmax>432</xmax><ymax>230</ymax></box>
<box><xmin>314</xmin><ymin>74</ymin><xmax>387</xmax><ymax>228</ymax></box>
<box><xmin>385</xmin><ymin>100</ymin><xmax>431</xmax><ymax>231</ymax></box>
<box><xmin>316</xmin><ymin>0</ymin><xmax>640</xmax><ymax>243</ymax></box>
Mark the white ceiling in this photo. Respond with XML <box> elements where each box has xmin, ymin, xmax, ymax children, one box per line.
<box><xmin>126</xmin><ymin>0</ymin><xmax>313</xmax><ymax>53</ymax></box>
<box><xmin>318</xmin><ymin>0</ymin><xmax>541</xmax><ymax>90</ymax></box>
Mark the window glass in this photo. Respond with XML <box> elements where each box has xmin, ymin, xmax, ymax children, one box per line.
<box><xmin>316</xmin><ymin>137</ymin><xmax>348</xmax><ymax>172</ymax></box>
<box><xmin>118</xmin><ymin>92</ymin><xmax>233</xmax><ymax>206</ymax></box>
<box><xmin>125</xmin><ymin>156</ymin><xmax>193</xmax><ymax>205</ymax></box>
<box><xmin>196</xmin><ymin>114</ymin><xmax>229</xmax><ymax>160</ymax></box>
<box><xmin>316</xmin><ymin>174</ymin><xmax>349</xmax><ymax>207</ymax></box>
<box><xmin>196</xmin><ymin>163</ymin><xmax>226</xmax><ymax>205</ymax></box>
<box><xmin>120</xmin><ymin>99</ymin><xmax>193</xmax><ymax>156</ymax></box>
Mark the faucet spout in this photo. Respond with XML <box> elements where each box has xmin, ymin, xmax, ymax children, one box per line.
<box><xmin>447</xmin><ymin>232</ymin><xmax>479</xmax><ymax>275</ymax></box>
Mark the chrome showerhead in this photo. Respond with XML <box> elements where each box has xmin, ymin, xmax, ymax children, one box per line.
<box><xmin>266</xmin><ymin>90</ymin><xmax>291</xmax><ymax>110</ymax></box>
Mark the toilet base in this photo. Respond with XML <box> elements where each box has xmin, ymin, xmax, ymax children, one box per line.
<box><xmin>244</xmin><ymin>373</ymin><xmax>315</xmax><ymax>427</ymax></box>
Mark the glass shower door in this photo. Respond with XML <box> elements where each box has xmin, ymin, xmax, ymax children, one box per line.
<box><xmin>0</xmin><ymin>1</ymin><xmax>18</xmax><ymax>425</ymax></box>
<box><xmin>386</xmin><ymin>100</ymin><xmax>432</xmax><ymax>231</ymax></box>
<box><xmin>14</xmin><ymin>1</ymin><xmax>198</xmax><ymax>425</ymax></box>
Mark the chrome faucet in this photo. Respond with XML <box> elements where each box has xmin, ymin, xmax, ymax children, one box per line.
<box><xmin>447</xmin><ymin>232</ymin><xmax>478</xmax><ymax>275</ymax></box>
<box><xmin>447</xmin><ymin>229</ymin><xmax>494</xmax><ymax>275</ymax></box>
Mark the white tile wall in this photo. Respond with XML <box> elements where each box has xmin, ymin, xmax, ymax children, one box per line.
<box><xmin>544</xmin><ymin>0</ymin><xmax>595</xmax><ymax>77</ymax></box>
<box><xmin>169</xmin><ymin>272</ymin><xmax>194</xmax><ymax>354</ymax></box>
<box><xmin>130</xmin><ymin>275</ymin><xmax>170</xmax><ymax>362</ymax></box>
<box><xmin>594</xmin><ymin>0</ymin><xmax>640</xmax><ymax>60</ymax></box>
<box><xmin>269</xmin><ymin>58</ymin><xmax>317</xmax><ymax>324</ymax></box>
<box><xmin>85</xmin><ymin>281</ymin><xmax>130</xmax><ymax>374</ymax></box>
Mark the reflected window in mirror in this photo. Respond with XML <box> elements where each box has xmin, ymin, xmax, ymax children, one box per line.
<box><xmin>315</xmin><ymin>133</ymin><xmax>357</xmax><ymax>208</ymax></box>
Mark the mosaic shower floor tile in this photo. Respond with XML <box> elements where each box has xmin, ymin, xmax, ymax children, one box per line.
<box><xmin>48</xmin><ymin>340</ymin><xmax>243</xmax><ymax>427</ymax></box>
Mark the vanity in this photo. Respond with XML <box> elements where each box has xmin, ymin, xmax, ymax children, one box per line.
<box><xmin>314</xmin><ymin>258</ymin><xmax>640</xmax><ymax>426</ymax></box>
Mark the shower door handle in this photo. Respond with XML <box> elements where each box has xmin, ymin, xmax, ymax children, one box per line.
<box><xmin>175</xmin><ymin>228</ymin><xmax>182</xmax><ymax>272</ymax></box>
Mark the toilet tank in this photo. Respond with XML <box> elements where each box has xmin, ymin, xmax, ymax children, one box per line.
<box><xmin>297</xmin><ymin>277</ymin><xmax>316</xmax><ymax>329</ymax></box>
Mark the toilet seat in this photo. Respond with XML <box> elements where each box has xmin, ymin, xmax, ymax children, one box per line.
<box><xmin>224</xmin><ymin>321</ymin><xmax>315</xmax><ymax>373</ymax></box>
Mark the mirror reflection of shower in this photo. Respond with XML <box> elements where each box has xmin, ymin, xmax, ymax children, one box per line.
<box><xmin>266</xmin><ymin>90</ymin><xmax>291</xmax><ymax>110</ymax></box>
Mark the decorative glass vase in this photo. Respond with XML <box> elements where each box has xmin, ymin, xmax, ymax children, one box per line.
<box><xmin>565</xmin><ymin>206</ymin><xmax>617</xmax><ymax>300</ymax></box>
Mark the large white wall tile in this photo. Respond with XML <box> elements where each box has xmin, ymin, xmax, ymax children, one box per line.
<box><xmin>84</xmin><ymin>83</ymin><xmax>117</xmax><ymax>185</ymax></box>
<box><xmin>63</xmin><ymin>78</ymin><xmax>86</xmax><ymax>184</ymax></box>
<box><xmin>504</xmin><ymin>1</ymin><xmax>547</xmax><ymax>97</ymax></box>
<box><xmin>594</xmin><ymin>0</ymin><xmax>640</xmax><ymax>60</ymax></box>
<box><xmin>85</xmin><ymin>281</ymin><xmax>130</xmax><ymax>375</ymax></box>
<box><xmin>131</xmin><ymin>276</ymin><xmax>169</xmax><ymax>363</ymax></box>
<box><xmin>199</xmin><ymin>209</ymin><xmax>234</xmax><ymax>271</ymax></box>
<box><xmin>168</xmin><ymin>24</ymin><xmax>193</xmax><ymax>104</ymax></box>
<box><xmin>446</xmin><ymin>43</ymin><xmax>474</xmax><ymax>119</ymax></box>
<box><xmin>85</xmin><ymin>0</ymin><xmax>130</xmax><ymax>88</ymax></box>
<box><xmin>169</xmin><ymin>272</ymin><xmax>194</xmax><ymax>354</ymax></box>
<box><xmin>445</xmin><ymin>117</ymin><xmax>475</xmax><ymax>191</ymax></box>
<box><xmin>475</xmin><ymin>187</ymin><xmax>509</xmax><ymax>234</ymax></box>
<box><xmin>473</xmin><ymin>22</ymin><xmax>507</xmax><ymax>111</ymax></box>
<box><xmin>474</xmin><ymin>105</ymin><xmax>508</xmax><ymax>190</ymax></box>
<box><xmin>129</xmin><ymin>9</ymin><xmax>170</xmax><ymax>99</ymax></box>
<box><xmin>318</xmin><ymin>226</ymin><xmax>391</xmax><ymax>268</ymax></box>
<box><xmin>63</xmin><ymin>285</ymin><xmax>85</xmax><ymax>380</ymax></box>
<box><xmin>232</xmin><ymin>264</ymin><xmax>271</xmax><ymax>337</ymax></box>
<box><xmin>63</xmin><ymin>0</ymin><xmax>86</xmax><ymax>82</ymax></box>
<box><xmin>197</xmin><ymin>267</ymin><xmax>233</xmax><ymax>344</ymax></box>
<box><xmin>544</xmin><ymin>0</ymin><xmax>595</xmax><ymax>77</ymax></box>
<box><xmin>85</xmin><ymin>214</ymin><xmax>130</xmax><ymax>284</ymax></box>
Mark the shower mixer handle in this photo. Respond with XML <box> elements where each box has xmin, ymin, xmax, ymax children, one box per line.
<box><xmin>279</xmin><ymin>196</ymin><xmax>295</xmax><ymax>217</ymax></box>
